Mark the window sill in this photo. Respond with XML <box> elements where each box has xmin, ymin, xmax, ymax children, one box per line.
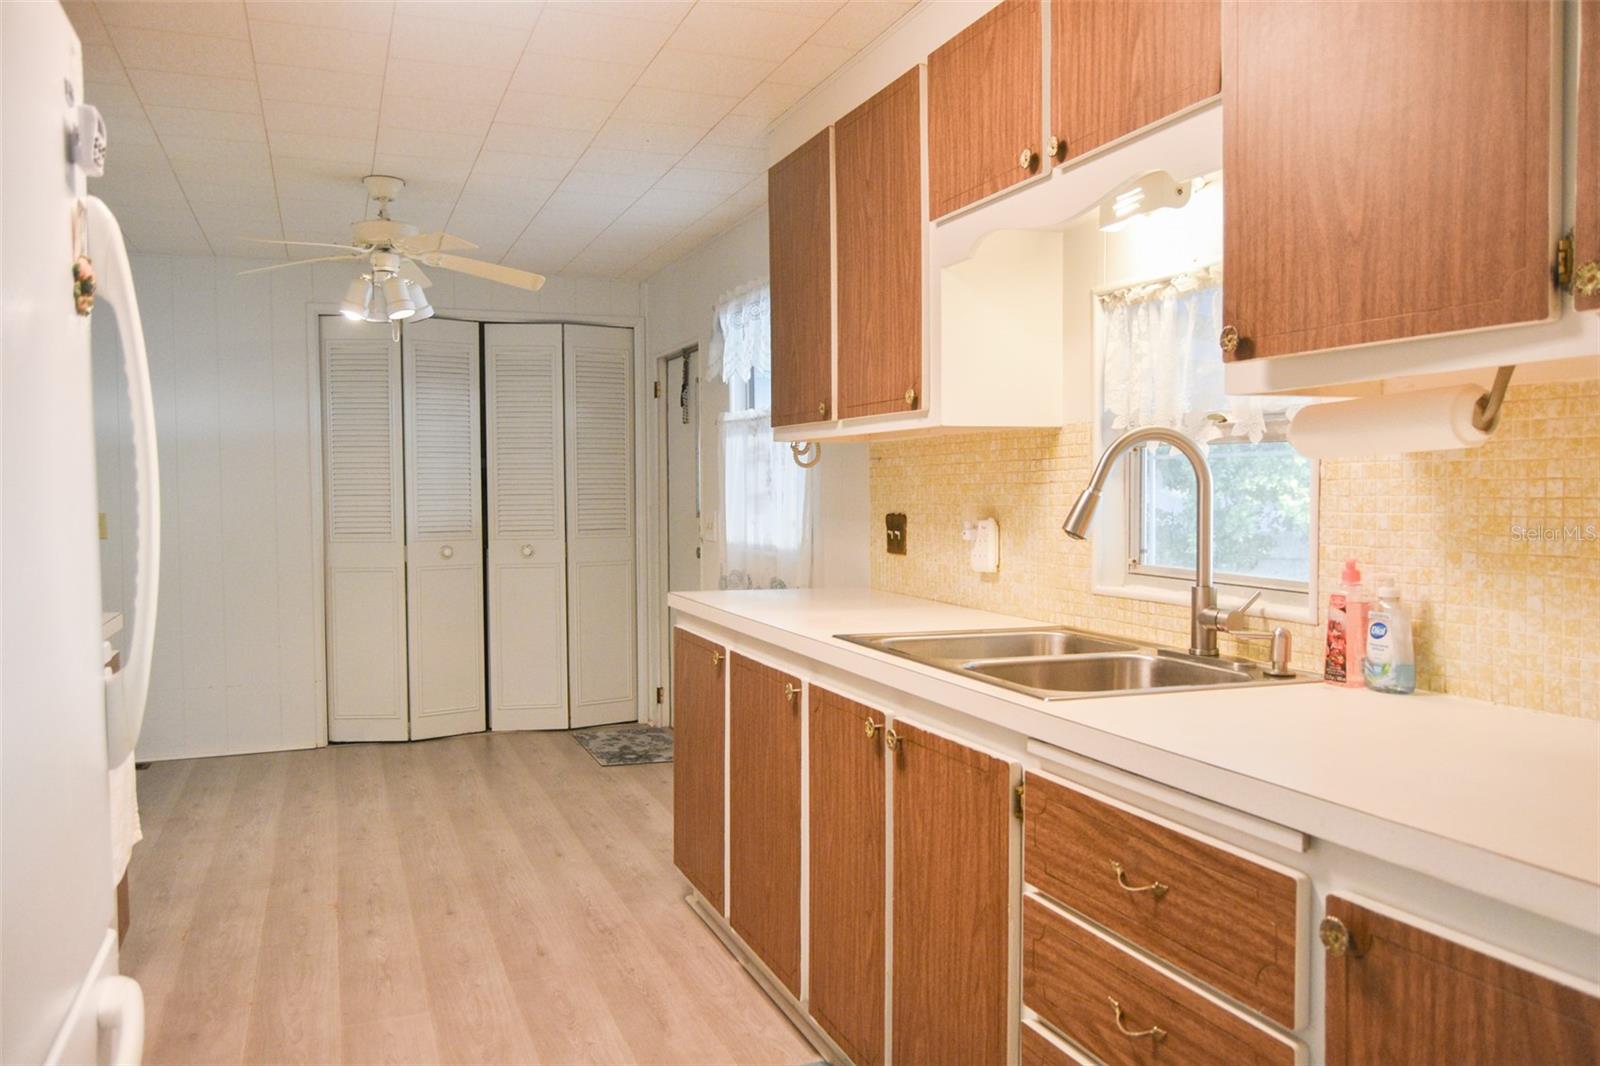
<box><xmin>1090</xmin><ymin>576</ymin><xmax>1319</xmax><ymax>627</ymax></box>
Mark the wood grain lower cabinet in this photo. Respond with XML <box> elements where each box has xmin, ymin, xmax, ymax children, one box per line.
<box><xmin>1221</xmin><ymin>0</ymin><xmax>1556</xmax><ymax>360</ymax></box>
<box><xmin>808</xmin><ymin>688</ymin><xmax>887</xmax><ymax>1066</ymax></box>
<box><xmin>835</xmin><ymin>67</ymin><xmax>924</xmax><ymax>421</ymax></box>
<box><xmin>1050</xmin><ymin>0</ymin><xmax>1219</xmax><ymax>163</ymax></box>
<box><xmin>928</xmin><ymin>0</ymin><xmax>1043</xmax><ymax>219</ymax></box>
<box><xmin>891</xmin><ymin>720</ymin><xmax>1011</xmax><ymax>1066</ymax></box>
<box><xmin>1323</xmin><ymin>896</ymin><xmax>1600</xmax><ymax>1066</ymax></box>
<box><xmin>769</xmin><ymin>129</ymin><xmax>835</xmax><ymax>426</ymax></box>
<box><xmin>671</xmin><ymin>628</ymin><xmax>724</xmax><ymax>911</ymax></box>
<box><xmin>727</xmin><ymin>654</ymin><xmax>802</xmax><ymax>995</ymax></box>
<box><xmin>1577</xmin><ymin>0</ymin><xmax>1600</xmax><ymax>313</ymax></box>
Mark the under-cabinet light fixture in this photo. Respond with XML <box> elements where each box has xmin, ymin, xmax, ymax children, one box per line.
<box><xmin>1098</xmin><ymin>169</ymin><xmax>1192</xmax><ymax>232</ymax></box>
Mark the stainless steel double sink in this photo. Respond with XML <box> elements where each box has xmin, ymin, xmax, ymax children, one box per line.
<box><xmin>838</xmin><ymin>626</ymin><xmax>1314</xmax><ymax>701</ymax></box>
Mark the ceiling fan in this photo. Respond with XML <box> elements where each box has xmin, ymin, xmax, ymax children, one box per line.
<box><xmin>237</xmin><ymin>174</ymin><xmax>545</xmax><ymax>328</ymax></box>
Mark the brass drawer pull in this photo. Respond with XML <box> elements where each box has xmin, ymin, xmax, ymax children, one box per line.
<box><xmin>1018</xmin><ymin>146</ymin><xmax>1036</xmax><ymax>169</ymax></box>
<box><xmin>1319</xmin><ymin>915</ymin><xmax>1363</xmax><ymax>957</ymax></box>
<box><xmin>1108</xmin><ymin>997</ymin><xmax>1167</xmax><ymax>1043</ymax></box>
<box><xmin>884</xmin><ymin>725</ymin><xmax>901</xmax><ymax>751</ymax></box>
<box><xmin>1219</xmin><ymin>324</ymin><xmax>1240</xmax><ymax>355</ymax></box>
<box><xmin>1575</xmin><ymin>260</ymin><xmax>1600</xmax><ymax>297</ymax></box>
<box><xmin>711</xmin><ymin>650</ymin><xmax>724</xmax><ymax>667</ymax></box>
<box><xmin>784</xmin><ymin>682</ymin><xmax>799</xmax><ymax>702</ymax></box>
<box><xmin>863</xmin><ymin>718</ymin><xmax>880</xmax><ymax>739</ymax></box>
<box><xmin>1110</xmin><ymin>860</ymin><xmax>1169</xmax><ymax>899</ymax></box>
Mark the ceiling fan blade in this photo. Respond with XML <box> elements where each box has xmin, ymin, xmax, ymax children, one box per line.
<box><xmin>395</xmin><ymin>231</ymin><xmax>477</xmax><ymax>256</ymax></box>
<box><xmin>397</xmin><ymin>258</ymin><xmax>432</xmax><ymax>289</ymax></box>
<box><xmin>236</xmin><ymin>254</ymin><xmax>366</xmax><ymax>277</ymax></box>
<box><xmin>238</xmin><ymin>236</ymin><xmax>366</xmax><ymax>253</ymax></box>
<box><xmin>421</xmin><ymin>253</ymin><xmax>545</xmax><ymax>292</ymax></box>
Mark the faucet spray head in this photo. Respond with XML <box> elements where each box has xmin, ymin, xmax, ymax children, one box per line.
<box><xmin>1062</xmin><ymin>488</ymin><xmax>1101</xmax><ymax>540</ymax></box>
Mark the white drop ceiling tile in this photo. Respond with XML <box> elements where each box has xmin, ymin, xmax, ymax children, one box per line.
<box><xmin>381</xmin><ymin>56</ymin><xmax>511</xmax><ymax>105</ymax></box>
<box><xmin>84</xmin><ymin>79</ymin><xmax>141</xmax><ymax>108</ymax></box>
<box><xmin>526</xmin><ymin>6</ymin><xmax>677</xmax><ymax>65</ymax></box>
<box><xmin>176</xmin><ymin>178</ymin><xmax>279</xmax><ymax>207</ymax></box>
<box><xmin>637</xmin><ymin>47</ymin><xmax>776</xmax><ymax>98</ymax></box>
<box><xmin>95</xmin><ymin>142</ymin><xmax>184</xmax><ymax>184</ymax></box>
<box><xmin>666</xmin><ymin>2</ymin><xmax>824</xmax><ymax>61</ymax></box>
<box><xmin>655</xmin><ymin>165</ymin><xmax>753</xmax><ymax>195</ymax></box>
<box><xmin>98</xmin><ymin>2</ymin><xmax>251</xmax><ymax>40</ymax></box>
<box><xmin>508</xmin><ymin>53</ymin><xmax>644</xmax><ymax>102</ymax></box>
<box><xmin>495</xmin><ymin>91</ymin><xmax>614</xmax><ymax>133</ymax></box>
<box><xmin>547</xmin><ymin>168</ymin><xmax>658</xmax><ymax>199</ymax></box>
<box><xmin>96</xmin><ymin>104</ymin><xmax>160</xmax><ymax>148</ymax></box>
<box><xmin>246</xmin><ymin>1</ymin><xmax>394</xmax><ymax>33</ymax></box>
<box><xmin>81</xmin><ymin>44</ymin><xmax>130</xmax><ymax>86</ymax></box>
<box><xmin>370</xmin><ymin>152</ymin><xmax>475</xmax><ymax>186</ymax></box>
<box><xmin>160</xmin><ymin>135</ymin><xmax>272</xmax><ymax>167</ymax></box>
<box><xmin>616</xmin><ymin>188</ymin><xmax>721</xmax><ymax>228</ymax></box>
<box><xmin>165</xmin><ymin>152</ymin><xmax>278</xmax><ymax>190</ymax></box>
<box><xmin>269</xmin><ymin>131</ymin><xmax>377</xmax><ymax>167</ymax></box>
<box><xmin>393</xmin><ymin>1</ymin><xmax>545</xmax><ymax>29</ymax></box>
<box><xmin>389</xmin><ymin>13</ymin><xmax>529</xmax><ymax>69</ymax></box>
<box><xmin>278</xmin><ymin>198</ymin><xmax>366</xmax><ymax>237</ymax></box>
<box><xmin>483</xmin><ymin>122</ymin><xmax>594</xmax><ymax>159</ymax></box>
<box><xmin>592</xmin><ymin>118</ymin><xmax>707</xmax><ymax>156</ymax></box>
<box><xmin>272</xmin><ymin>157</ymin><xmax>374</xmax><ymax>191</ymax></box>
<box><xmin>730</xmin><ymin>79</ymin><xmax>807</xmax><ymax>122</ymax></box>
<box><xmin>767</xmin><ymin>41</ymin><xmax>853</xmax><ymax>87</ymax></box>
<box><xmin>189</xmin><ymin>200</ymin><xmax>284</xmax><ymax>234</ymax></box>
<box><xmin>256</xmin><ymin>64</ymin><xmax>383</xmax><ymax>109</ymax></box>
<box><xmin>565</xmin><ymin>246</ymin><xmax>648</xmax><ymax>276</ymax></box>
<box><xmin>703</xmin><ymin>111</ymin><xmax>770</xmax><ymax>148</ymax></box>
<box><xmin>116</xmin><ymin>213</ymin><xmax>211</xmax><ymax>251</ymax></box>
<box><xmin>250</xmin><ymin>21</ymin><xmax>389</xmax><ymax>76</ymax></box>
<box><xmin>473</xmin><ymin>149</ymin><xmax>578</xmax><ymax>181</ymax></box>
<box><xmin>675</xmin><ymin>141</ymin><xmax>767</xmax><ymax>174</ymax></box>
<box><xmin>125</xmin><ymin>69</ymin><xmax>260</xmax><ymax>113</ymax></box>
<box><xmin>62</xmin><ymin>2</ymin><xmax>110</xmax><ymax>44</ymax></box>
<box><xmin>572</xmin><ymin>145</ymin><xmax>681</xmax><ymax>182</ymax></box>
<box><xmin>376</xmin><ymin>94</ymin><xmax>494</xmax><ymax>138</ymax></box>
<box><xmin>810</xmin><ymin>0</ymin><xmax>914</xmax><ymax>49</ymax></box>
<box><xmin>90</xmin><ymin>168</ymin><xmax>187</xmax><ymax>206</ymax></box>
<box><xmin>530</xmin><ymin>187</ymin><xmax>637</xmax><ymax>228</ymax></box>
<box><xmin>743</xmin><ymin>0</ymin><xmax>846</xmax><ymax>18</ymax></box>
<box><xmin>613</xmin><ymin>85</ymin><xmax>736</xmax><ymax>128</ymax></box>
<box><xmin>262</xmin><ymin>100</ymin><xmax>380</xmax><ymax>140</ymax></box>
<box><xmin>375</xmin><ymin>126</ymin><xmax>483</xmax><ymax>161</ymax></box>
<box><xmin>461</xmin><ymin>171</ymin><xmax>564</xmax><ymax>206</ymax></box>
<box><xmin>145</xmin><ymin>105</ymin><xmax>267</xmax><ymax>143</ymax></box>
<box><xmin>112</xmin><ymin>28</ymin><xmax>254</xmax><ymax>78</ymax></box>
<box><xmin>542</xmin><ymin>0</ymin><xmax>691</xmax><ymax>24</ymax></box>
<box><xmin>207</xmin><ymin>237</ymin><xmax>289</xmax><ymax>260</ymax></box>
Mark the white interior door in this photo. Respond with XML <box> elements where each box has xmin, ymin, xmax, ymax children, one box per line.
<box><xmin>484</xmin><ymin>323</ymin><xmax>568</xmax><ymax>731</ymax></box>
<box><xmin>402</xmin><ymin>318</ymin><xmax>486</xmax><ymax>740</ymax></box>
<box><xmin>321</xmin><ymin>317</ymin><xmax>409</xmax><ymax>742</ymax></box>
<box><xmin>564</xmin><ymin>324</ymin><xmax>637</xmax><ymax>728</ymax></box>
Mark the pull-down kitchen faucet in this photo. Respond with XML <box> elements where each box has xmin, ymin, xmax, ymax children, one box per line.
<box><xmin>1062</xmin><ymin>427</ymin><xmax>1292</xmax><ymax>674</ymax></box>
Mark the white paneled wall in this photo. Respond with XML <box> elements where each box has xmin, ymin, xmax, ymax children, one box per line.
<box><xmin>94</xmin><ymin>254</ymin><xmax>641</xmax><ymax>761</ymax></box>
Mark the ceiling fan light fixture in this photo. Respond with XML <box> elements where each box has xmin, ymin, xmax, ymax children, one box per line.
<box><xmin>339</xmin><ymin>275</ymin><xmax>373</xmax><ymax>320</ymax></box>
<box><xmin>407</xmin><ymin>279</ymin><xmax>435</xmax><ymax>322</ymax></box>
<box><xmin>382</xmin><ymin>273</ymin><xmax>415</xmax><ymax>320</ymax></box>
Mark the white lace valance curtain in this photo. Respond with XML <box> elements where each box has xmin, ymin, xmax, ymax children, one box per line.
<box><xmin>1098</xmin><ymin>265</ymin><xmax>1297</xmax><ymax>445</ymax></box>
<box><xmin>706</xmin><ymin>281</ymin><xmax>771</xmax><ymax>385</ymax></box>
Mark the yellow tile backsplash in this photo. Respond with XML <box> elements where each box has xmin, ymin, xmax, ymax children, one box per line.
<box><xmin>869</xmin><ymin>381</ymin><xmax>1599</xmax><ymax>718</ymax></box>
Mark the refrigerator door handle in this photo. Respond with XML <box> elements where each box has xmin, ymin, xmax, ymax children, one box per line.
<box><xmin>85</xmin><ymin>195</ymin><xmax>160</xmax><ymax>767</ymax></box>
<box><xmin>95</xmin><ymin>975</ymin><xmax>144</xmax><ymax>1066</ymax></box>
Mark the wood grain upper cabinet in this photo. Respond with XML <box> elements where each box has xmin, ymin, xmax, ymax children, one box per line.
<box><xmin>727</xmin><ymin>654</ymin><xmax>802</xmax><ymax>996</ymax></box>
<box><xmin>928</xmin><ymin>0</ymin><xmax>1043</xmax><ymax>219</ymax></box>
<box><xmin>835</xmin><ymin>68</ymin><xmax>924</xmax><ymax>420</ymax></box>
<box><xmin>671</xmin><ymin>628</ymin><xmax>724</xmax><ymax>912</ymax></box>
<box><xmin>891</xmin><ymin>720</ymin><xmax>1011</xmax><ymax>1066</ymax></box>
<box><xmin>808</xmin><ymin>689</ymin><xmax>887</xmax><ymax>1066</ymax></box>
<box><xmin>1322</xmin><ymin>896</ymin><xmax>1600</xmax><ymax>1065</ymax></box>
<box><xmin>1221</xmin><ymin>1</ymin><xmax>1558</xmax><ymax>361</ymax></box>
<box><xmin>1576</xmin><ymin>1</ymin><xmax>1600</xmax><ymax>312</ymax></box>
<box><xmin>1049</xmin><ymin>0</ymin><xmax>1219</xmax><ymax>163</ymax></box>
<box><xmin>769</xmin><ymin>130</ymin><xmax>835</xmax><ymax>426</ymax></box>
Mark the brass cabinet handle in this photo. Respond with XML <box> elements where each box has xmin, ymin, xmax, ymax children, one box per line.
<box><xmin>884</xmin><ymin>725</ymin><xmax>901</xmax><ymax>751</ymax></box>
<box><xmin>817</xmin><ymin>400</ymin><xmax>828</xmax><ymax>417</ymax></box>
<box><xmin>1575</xmin><ymin>260</ymin><xmax>1600</xmax><ymax>297</ymax></box>
<box><xmin>711</xmin><ymin>650</ymin><xmax>724</xmax><ymax>668</ymax></box>
<box><xmin>1108</xmin><ymin>997</ymin><xmax>1167</xmax><ymax>1043</ymax></box>
<box><xmin>1219</xmin><ymin>324</ymin><xmax>1240</xmax><ymax>355</ymax></box>
<box><xmin>1320</xmin><ymin>915</ymin><xmax>1358</xmax><ymax>957</ymax></box>
<box><xmin>903</xmin><ymin>385</ymin><xmax>917</xmax><ymax>408</ymax></box>
<box><xmin>784</xmin><ymin>682</ymin><xmax>799</xmax><ymax>702</ymax></box>
<box><xmin>1047</xmin><ymin>135</ymin><xmax>1064</xmax><ymax>161</ymax></box>
<box><xmin>1018</xmin><ymin>147</ymin><xmax>1036</xmax><ymax>170</ymax></box>
<box><xmin>863</xmin><ymin>718</ymin><xmax>880</xmax><ymax>739</ymax></box>
<box><xmin>1110</xmin><ymin>860</ymin><xmax>1169</xmax><ymax>899</ymax></box>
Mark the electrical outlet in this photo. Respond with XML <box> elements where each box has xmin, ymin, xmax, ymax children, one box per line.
<box><xmin>885</xmin><ymin>512</ymin><xmax>907</xmax><ymax>555</ymax></box>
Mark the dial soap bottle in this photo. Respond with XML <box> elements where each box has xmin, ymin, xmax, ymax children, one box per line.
<box><xmin>1363</xmin><ymin>585</ymin><xmax>1416</xmax><ymax>694</ymax></box>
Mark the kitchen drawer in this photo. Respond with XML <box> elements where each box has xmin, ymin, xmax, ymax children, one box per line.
<box><xmin>1021</xmin><ymin>1019</ymin><xmax>1082</xmax><ymax>1066</ymax></box>
<box><xmin>1024</xmin><ymin>896</ymin><xmax>1301</xmax><ymax>1066</ymax></box>
<box><xmin>1023</xmin><ymin>772</ymin><xmax>1304</xmax><ymax>1028</ymax></box>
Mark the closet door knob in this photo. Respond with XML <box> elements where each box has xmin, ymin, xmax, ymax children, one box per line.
<box><xmin>520</xmin><ymin>544</ymin><xmax>535</xmax><ymax>557</ymax></box>
<box><xmin>439</xmin><ymin>545</ymin><xmax>454</xmax><ymax>559</ymax></box>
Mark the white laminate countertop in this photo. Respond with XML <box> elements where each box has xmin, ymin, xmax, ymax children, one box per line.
<box><xmin>669</xmin><ymin>588</ymin><xmax>1600</xmax><ymax>925</ymax></box>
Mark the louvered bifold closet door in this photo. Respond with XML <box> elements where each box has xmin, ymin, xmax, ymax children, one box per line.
<box><xmin>402</xmin><ymin>318</ymin><xmax>486</xmax><ymax>740</ymax></box>
<box><xmin>564</xmin><ymin>324</ymin><xmax>638</xmax><ymax>728</ymax></box>
<box><xmin>322</xmin><ymin>317</ymin><xmax>410</xmax><ymax>742</ymax></box>
<box><xmin>484</xmin><ymin>323</ymin><xmax>568</xmax><ymax>731</ymax></box>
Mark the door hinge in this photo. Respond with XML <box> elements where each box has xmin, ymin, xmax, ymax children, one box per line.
<box><xmin>1555</xmin><ymin>232</ymin><xmax>1574</xmax><ymax>290</ymax></box>
<box><xmin>1013</xmin><ymin>782</ymin><xmax>1025</xmax><ymax>820</ymax></box>
<box><xmin>655</xmin><ymin>686</ymin><xmax>664</xmax><ymax>704</ymax></box>
<box><xmin>653</xmin><ymin>380</ymin><xmax>662</xmax><ymax>398</ymax></box>
<box><xmin>695</xmin><ymin>546</ymin><xmax>702</xmax><ymax>558</ymax></box>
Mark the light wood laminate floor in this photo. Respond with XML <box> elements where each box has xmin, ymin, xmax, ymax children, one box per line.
<box><xmin>124</xmin><ymin>732</ymin><xmax>816</xmax><ymax>1066</ymax></box>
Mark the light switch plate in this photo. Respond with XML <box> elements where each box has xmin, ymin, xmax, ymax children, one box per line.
<box><xmin>886</xmin><ymin>512</ymin><xmax>907</xmax><ymax>555</ymax></box>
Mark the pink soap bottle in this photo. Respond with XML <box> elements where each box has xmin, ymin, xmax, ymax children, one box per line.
<box><xmin>1323</xmin><ymin>559</ymin><xmax>1369</xmax><ymax>687</ymax></box>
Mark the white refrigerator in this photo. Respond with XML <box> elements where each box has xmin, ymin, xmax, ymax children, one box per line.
<box><xmin>2</xmin><ymin>2</ymin><xmax>160</xmax><ymax>1063</ymax></box>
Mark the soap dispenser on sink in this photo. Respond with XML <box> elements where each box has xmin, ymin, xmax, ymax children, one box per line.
<box><xmin>962</xmin><ymin>517</ymin><xmax>1000</xmax><ymax>574</ymax></box>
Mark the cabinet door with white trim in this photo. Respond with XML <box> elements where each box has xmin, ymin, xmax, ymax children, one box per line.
<box><xmin>321</xmin><ymin>317</ymin><xmax>409</xmax><ymax>742</ymax></box>
<box><xmin>563</xmin><ymin>324</ymin><xmax>637</xmax><ymax>728</ymax></box>
<box><xmin>484</xmin><ymin>323</ymin><xmax>568</xmax><ymax>731</ymax></box>
<box><xmin>402</xmin><ymin>318</ymin><xmax>485</xmax><ymax>740</ymax></box>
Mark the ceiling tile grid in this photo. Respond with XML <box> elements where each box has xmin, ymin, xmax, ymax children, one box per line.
<box><xmin>67</xmin><ymin>0</ymin><xmax>918</xmax><ymax>278</ymax></box>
